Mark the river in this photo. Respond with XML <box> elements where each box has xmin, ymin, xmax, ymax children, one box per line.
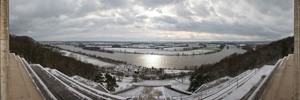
<box><xmin>58</xmin><ymin>45</ymin><xmax>246</xmax><ymax>69</ymax></box>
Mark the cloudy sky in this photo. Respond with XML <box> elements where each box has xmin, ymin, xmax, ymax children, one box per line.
<box><xmin>9</xmin><ymin>0</ymin><xmax>294</xmax><ymax>41</ymax></box>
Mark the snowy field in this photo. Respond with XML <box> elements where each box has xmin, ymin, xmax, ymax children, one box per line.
<box><xmin>164</xmin><ymin>70</ymin><xmax>191</xmax><ymax>74</ymax></box>
<box><xmin>60</xmin><ymin>50</ymin><xmax>115</xmax><ymax>67</ymax></box>
<box><xmin>105</xmin><ymin>48</ymin><xmax>213</xmax><ymax>55</ymax></box>
<box><xmin>116</xmin><ymin>86</ymin><xmax>189</xmax><ymax>99</ymax></box>
<box><xmin>115</xmin><ymin>76</ymin><xmax>190</xmax><ymax>92</ymax></box>
<box><xmin>116</xmin><ymin>76</ymin><xmax>134</xmax><ymax>91</ymax></box>
<box><xmin>115</xmin><ymin>78</ymin><xmax>191</xmax><ymax>99</ymax></box>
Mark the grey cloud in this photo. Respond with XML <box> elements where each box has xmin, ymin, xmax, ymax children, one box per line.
<box><xmin>152</xmin><ymin>16</ymin><xmax>178</xmax><ymax>24</ymax></box>
<box><xmin>9</xmin><ymin>0</ymin><xmax>294</xmax><ymax>41</ymax></box>
<box><xmin>173</xmin><ymin>20</ymin><xmax>287</xmax><ymax>40</ymax></box>
<box><xmin>246</xmin><ymin>0</ymin><xmax>293</xmax><ymax>15</ymax></box>
<box><xmin>100</xmin><ymin>0</ymin><xmax>131</xmax><ymax>8</ymax></box>
<box><xmin>135</xmin><ymin>0</ymin><xmax>181</xmax><ymax>8</ymax></box>
<box><xmin>11</xmin><ymin>0</ymin><xmax>76</xmax><ymax>18</ymax></box>
<box><xmin>174</xmin><ymin>2</ymin><xmax>193</xmax><ymax>18</ymax></box>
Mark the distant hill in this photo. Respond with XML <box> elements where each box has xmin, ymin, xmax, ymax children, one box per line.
<box><xmin>9</xmin><ymin>35</ymin><xmax>99</xmax><ymax>79</ymax></box>
<box><xmin>188</xmin><ymin>37</ymin><xmax>294</xmax><ymax>92</ymax></box>
<box><xmin>19</xmin><ymin>36</ymin><xmax>35</xmax><ymax>42</ymax></box>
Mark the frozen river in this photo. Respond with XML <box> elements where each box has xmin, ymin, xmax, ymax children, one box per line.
<box><xmin>58</xmin><ymin>45</ymin><xmax>246</xmax><ymax>69</ymax></box>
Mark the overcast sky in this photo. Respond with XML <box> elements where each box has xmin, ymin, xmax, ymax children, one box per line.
<box><xmin>9</xmin><ymin>0</ymin><xmax>294</xmax><ymax>41</ymax></box>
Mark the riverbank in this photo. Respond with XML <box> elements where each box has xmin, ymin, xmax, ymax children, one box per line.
<box><xmin>56</xmin><ymin>47</ymin><xmax>127</xmax><ymax>65</ymax></box>
<box><xmin>56</xmin><ymin>47</ymin><xmax>193</xmax><ymax>80</ymax></box>
<box><xmin>56</xmin><ymin>45</ymin><xmax>246</xmax><ymax>69</ymax></box>
<box><xmin>103</xmin><ymin>47</ymin><xmax>221</xmax><ymax>56</ymax></box>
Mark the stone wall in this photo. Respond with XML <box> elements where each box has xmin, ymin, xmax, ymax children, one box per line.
<box><xmin>295</xmin><ymin>0</ymin><xmax>299</xmax><ymax>68</ymax></box>
<box><xmin>0</xmin><ymin>0</ymin><xmax>9</xmax><ymax>99</ymax></box>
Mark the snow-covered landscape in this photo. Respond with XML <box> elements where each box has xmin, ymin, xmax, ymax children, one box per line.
<box><xmin>18</xmin><ymin>54</ymin><xmax>282</xmax><ymax>100</ymax></box>
<box><xmin>187</xmin><ymin>59</ymin><xmax>283</xmax><ymax>100</ymax></box>
<box><xmin>45</xmin><ymin>47</ymin><xmax>283</xmax><ymax>99</ymax></box>
<box><xmin>105</xmin><ymin>47</ymin><xmax>214</xmax><ymax>56</ymax></box>
<box><xmin>60</xmin><ymin>50</ymin><xmax>116</xmax><ymax>67</ymax></box>
<box><xmin>164</xmin><ymin>70</ymin><xmax>191</xmax><ymax>74</ymax></box>
<box><xmin>16</xmin><ymin>40</ymin><xmax>280</xmax><ymax>99</ymax></box>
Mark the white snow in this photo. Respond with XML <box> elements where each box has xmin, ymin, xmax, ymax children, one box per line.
<box><xmin>114</xmin><ymin>76</ymin><xmax>190</xmax><ymax>95</ymax></box>
<box><xmin>205</xmin><ymin>70</ymin><xmax>258</xmax><ymax>100</ymax></box>
<box><xmin>248</xmin><ymin>58</ymin><xmax>284</xmax><ymax>100</ymax></box>
<box><xmin>47</xmin><ymin>69</ymin><xmax>126</xmax><ymax>100</ymax></box>
<box><xmin>116</xmin><ymin>86</ymin><xmax>189</xmax><ymax>99</ymax></box>
<box><xmin>137</xmin><ymin>79</ymin><xmax>190</xmax><ymax>91</ymax></box>
<box><xmin>51</xmin><ymin>70</ymin><xmax>111</xmax><ymax>99</ymax></box>
<box><xmin>186</xmin><ymin>68</ymin><xmax>259</xmax><ymax>100</ymax></box>
<box><xmin>116</xmin><ymin>86</ymin><xmax>144</xmax><ymax>98</ymax></box>
<box><xmin>222</xmin><ymin>65</ymin><xmax>276</xmax><ymax>100</ymax></box>
<box><xmin>173</xmin><ymin>77</ymin><xmax>191</xmax><ymax>91</ymax></box>
<box><xmin>193</xmin><ymin>76</ymin><xmax>231</xmax><ymax>93</ymax></box>
<box><xmin>71</xmin><ymin>76</ymin><xmax>98</xmax><ymax>88</ymax></box>
<box><xmin>115</xmin><ymin>76</ymin><xmax>134</xmax><ymax>91</ymax></box>
<box><xmin>60</xmin><ymin>50</ymin><xmax>115</xmax><ymax>67</ymax></box>
<box><xmin>116</xmin><ymin>82</ymin><xmax>133</xmax><ymax>91</ymax></box>
<box><xmin>71</xmin><ymin>75</ymin><xmax>110</xmax><ymax>93</ymax></box>
<box><xmin>164</xmin><ymin>70</ymin><xmax>191</xmax><ymax>74</ymax></box>
<box><xmin>186</xmin><ymin>59</ymin><xmax>282</xmax><ymax>100</ymax></box>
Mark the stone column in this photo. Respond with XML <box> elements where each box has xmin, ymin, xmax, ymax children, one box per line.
<box><xmin>0</xmin><ymin>0</ymin><xmax>9</xmax><ymax>99</ymax></box>
<box><xmin>295</xmin><ymin>0</ymin><xmax>299</xmax><ymax>68</ymax></box>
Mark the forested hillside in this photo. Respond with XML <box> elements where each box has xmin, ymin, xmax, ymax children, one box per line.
<box><xmin>9</xmin><ymin>35</ymin><xmax>99</xmax><ymax>79</ymax></box>
<box><xmin>188</xmin><ymin>37</ymin><xmax>294</xmax><ymax>92</ymax></box>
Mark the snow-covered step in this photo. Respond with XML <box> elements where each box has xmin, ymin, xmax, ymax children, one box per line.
<box><xmin>19</xmin><ymin>57</ymin><xmax>57</xmax><ymax>100</ymax></box>
<box><xmin>203</xmin><ymin>69</ymin><xmax>258</xmax><ymax>100</ymax></box>
<box><xmin>190</xmin><ymin>69</ymin><xmax>256</xmax><ymax>99</ymax></box>
<box><xmin>19</xmin><ymin>56</ymin><xmax>127</xmax><ymax>100</ymax></box>
<box><xmin>49</xmin><ymin>69</ymin><xmax>126</xmax><ymax>100</ymax></box>
<box><xmin>30</xmin><ymin>64</ymin><xmax>87</xmax><ymax>100</ymax></box>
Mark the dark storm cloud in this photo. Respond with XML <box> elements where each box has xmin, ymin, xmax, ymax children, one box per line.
<box><xmin>9</xmin><ymin>0</ymin><xmax>294</xmax><ymax>41</ymax></box>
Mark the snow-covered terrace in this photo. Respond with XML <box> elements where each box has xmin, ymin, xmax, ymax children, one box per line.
<box><xmin>15</xmin><ymin>52</ymin><xmax>286</xmax><ymax>100</ymax></box>
<box><xmin>18</xmin><ymin>56</ymin><xmax>127</xmax><ymax>100</ymax></box>
<box><xmin>113</xmin><ymin>85</ymin><xmax>192</xmax><ymax>99</ymax></box>
<box><xmin>186</xmin><ymin>57</ymin><xmax>284</xmax><ymax>100</ymax></box>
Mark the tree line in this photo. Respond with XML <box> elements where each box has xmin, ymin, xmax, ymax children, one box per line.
<box><xmin>188</xmin><ymin>37</ymin><xmax>294</xmax><ymax>92</ymax></box>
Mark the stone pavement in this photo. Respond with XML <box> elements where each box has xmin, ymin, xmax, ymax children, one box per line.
<box><xmin>260</xmin><ymin>55</ymin><xmax>299</xmax><ymax>100</ymax></box>
<box><xmin>7</xmin><ymin>54</ymin><xmax>44</xmax><ymax>100</ymax></box>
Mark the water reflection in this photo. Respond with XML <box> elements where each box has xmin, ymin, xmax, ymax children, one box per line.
<box><xmin>142</xmin><ymin>55</ymin><xmax>162</xmax><ymax>68</ymax></box>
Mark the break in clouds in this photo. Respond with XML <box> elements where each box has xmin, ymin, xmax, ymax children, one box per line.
<box><xmin>9</xmin><ymin>0</ymin><xmax>294</xmax><ymax>41</ymax></box>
